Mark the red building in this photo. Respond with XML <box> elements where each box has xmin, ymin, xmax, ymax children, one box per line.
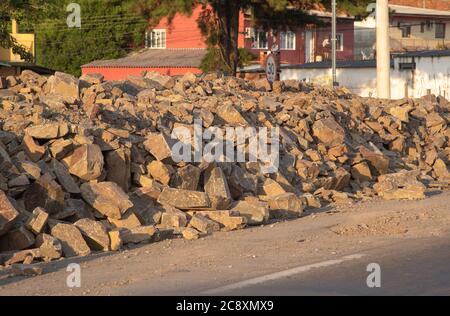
<box><xmin>82</xmin><ymin>6</ymin><xmax>355</xmax><ymax>79</ymax></box>
<box><xmin>389</xmin><ymin>0</ymin><xmax>450</xmax><ymax>11</ymax></box>
<box><xmin>242</xmin><ymin>9</ymin><xmax>354</xmax><ymax>65</ymax></box>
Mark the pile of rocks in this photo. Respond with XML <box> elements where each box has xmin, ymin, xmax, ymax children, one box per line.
<box><xmin>0</xmin><ymin>70</ymin><xmax>449</xmax><ymax>267</ymax></box>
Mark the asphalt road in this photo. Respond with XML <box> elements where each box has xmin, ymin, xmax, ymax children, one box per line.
<box><xmin>204</xmin><ymin>236</ymin><xmax>450</xmax><ymax>296</ymax></box>
<box><xmin>2</xmin><ymin>191</ymin><xmax>450</xmax><ymax>296</ymax></box>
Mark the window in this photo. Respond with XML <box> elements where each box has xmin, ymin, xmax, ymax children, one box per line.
<box><xmin>401</xmin><ymin>24</ymin><xmax>411</xmax><ymax>38</ymax></box>
<box><xmin>436</xmin><ymin>23</ymin><xmax>445</xmax><ymax>39</ymax></box>
<box><xmin>280</xmin><ymin>31</ymin><xmax>296</xmax><ymax>50</ymax></box>
<box><xmin>335</xmin><ymin>33</ymin><xmax>344</xmax><ymax>51</ymax></box>
<box><xmin>147</xmin><ymin>29</ymin><xmax>166</xmax><ymax>49</ymax></box>
<box><xmin>252</xmin><ymin>30</ymin><xmax>268</xmax><ymax>49</ymax></box>
<box><xmin>245</xmin><ymin>27</ymin><xmax>255</xmax><ymax>39</ymax></box>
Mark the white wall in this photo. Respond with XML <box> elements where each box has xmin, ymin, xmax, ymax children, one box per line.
<box><xmin>281</xmin><ymin>67</ymin><xmax>378</xmax><ymax>97</ymax></box>
<box><xmin>281</xmin><ymin>55</ymin><xmax>450</xmax><ymax>99</ymax></box>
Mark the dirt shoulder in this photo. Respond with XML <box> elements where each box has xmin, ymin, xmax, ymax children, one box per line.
<box><xmin>1</xmin><ymin>191</ymin><xmax>450</xmax><ymax>296</ymax></box>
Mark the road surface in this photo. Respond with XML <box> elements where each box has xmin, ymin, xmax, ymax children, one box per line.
<box><xmin>1</xmin><ymin>191</ymin><xmax>450</xmax><ymax>296</ymax></box>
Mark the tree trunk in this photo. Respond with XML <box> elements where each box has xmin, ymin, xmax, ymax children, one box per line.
<box><xmin>215</xmin><ymin>1</ymin><xmax>240</xmax><ymax>76</ymax></box>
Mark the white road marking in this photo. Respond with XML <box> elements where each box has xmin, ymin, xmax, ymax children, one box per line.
<box><xmin>202</xmin><ymin>254</ymin><xmax>366</xmax><ymax>295</ymax></box>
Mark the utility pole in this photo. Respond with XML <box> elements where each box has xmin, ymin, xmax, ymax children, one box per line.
<box><xmin>331</xmin><ymin>0</ymin><xmax>338</xmax><ymax>88</ymax></box>
<box><xmin>376</xmin><ymin>0</ymin><xmax>391</xmax><ymax>99</ymax></box>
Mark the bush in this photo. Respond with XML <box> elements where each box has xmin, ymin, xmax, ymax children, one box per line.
<box><xmin>200</xmin><ymin>48</ymin><xmax>257</xmax><ymax>74</ymax></box>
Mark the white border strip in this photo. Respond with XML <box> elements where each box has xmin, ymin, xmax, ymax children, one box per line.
<box><xmin>202</xmin><ymin>254</ymin><xmax>366</xmax><ymax>295</ymax></box>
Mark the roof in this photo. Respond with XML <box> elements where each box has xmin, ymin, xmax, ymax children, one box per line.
<box><xmin>283</xmin><ymin>59</ymin><xmax>379</xmax><ymax>69</ymax></box>
<box><xmin>389</xmin><ymin>4</ymin><xmax>450</xmax><ymax>17</ymax></box>
<box><xmin>393</xmin><ymin>49</ymin><xmax>450</xmax><ymax>58</ymax></box>
<box><xmin>82</xmin><ymin>48</ymin><xmax>207</xmax><ymax>68</ymax></box>
<box><xmin>0</xmin><ymin>61</ymin><xmax>54</xmax><ymax>74</ymax></box>
<box><xmin>239</xmin><ymin>50</ymin><xmax>450</xmax><ymax>73</ymax></box>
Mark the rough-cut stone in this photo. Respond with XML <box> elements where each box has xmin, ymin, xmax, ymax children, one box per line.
<box><xmin>26</xmin><ymin>123</ymin><xmax>69</xmax><ymax>140</ymax></box>
<box><xmin>204</xmin><ymin>167</ymin><xmax>232</xmax><ymax>210</ymax></box>
<box><xmin>80</xmin><ymin>72</ymin><xmax>104</xmax><ymax>85</ymax></box>
<box><xmin>120</xmin><ymin>226</ymin><xmax>157</xmax><ymax>244</ymax></box>
<box><xmin>374</xmin><ymin>171</ymin><xmax>426</xmax><ymax>200</ymax></box>
<box><xmin>25</xmin><ymin>207</ymin><xmax>49</xmax><ymax>235</ymax></box>
<box><xmin>145</xmin><ymin>72</ymin><xmax>175</xmax><ymax>89</ymax></box>
<box><xmin>158</xmin><ymin>188</ymin><xmax>210</xmax><ymax>210</ymax></box>
<box><xmin>63</xmin><ymin>144</ymin><xmax>104</xmax><ymax>181</ymax></box>
<box><xmin>35</xmin><ymin>233</ymin><xmax>62</xmax><ymax>261</ymax></box>
<box><xmin>0</xmin><ymin>227</ymin><xmax>35</xmax><ymax>251</ymax></box>
<box><xmin>23</xmin><ymin>134</ymin><xmax>46</xmax><ymax>162</ymax></box>
<box><xmin>189</xmin><ymin>215</ymin><xmax>220</xmax><ymax>234</ymax></box>
<box><xmin>312</xmin><ymin>117</ymin><xmax>345</xmax><ymax>147</ymax></box>
<box><xmin>17</xmin><ymin>161</ymin><xmax>41</xmax><ymax>180</ymax></box>
<box><xmin>0</xmin><ymin>191</ymin><xmax>19</xmax><ymax>236</ymax></box>
<box><xmin>231</xmin><ymin>200</ymin><xmax>269</xmax><ymax>225</ymax></box>
<box><xmin>80</xmin><ymin>182</ymin><xmax>133</xmax><ymax>219</ymax></box>
<box><xmin>8</xmin><ymin>174</ymin><xmax>30</xmax><ymax>187</ymax></box>
<box><xmin>2</xmin><ymin>70</ymin><xmax>450</xmax><ymax>263</ymax></box>
<box><xmin>11</xmin><ymin>264</ymin><xmax>43</xmax><ymax>276</ymax></box>
<box><xmin>360</xmin><ymin>146</ymin><xmax>390</xmax><ymax>175</ymax></box>
<box><xmin>47</xmin><ymin>71</ymin><xmax>80</xmax><ymax>101</ymax></box>
<box><xmin>181</xmin><ymin>227</ymin><xmax>200</xmax><ymax>240</ymax></box>
<box><xmin>268</xmin><ymin>193</ymin><xmax>303</xmax><ymax>219</ymax></box>
<box><xmin>4</xmin><ymin>249</ymin><xmax>40</xmax><ymax>265</ymax></box>
<box><xmin>161</xmin><ymin>206</ymin><xmax>188</xmax><ymax>228</ymax></box>
<box><xmin>433</xmin><ymin>159</ymin><xmax>450</xmax><ymax>181</ymax></box>
<box><xmin>108</xmin><ymin>210</ymin><xmax>141</xmax><ymax>229</ymax></box>
<box><xmin>187</xmin><ymin>210</ymin><xmax>247</xmax><ymax>231</ymax></box>
<box><xmin>50</xmin><ymin>138</ymin><xmax>73</xmax><ymax>160</ymax></box>
<box><xmin>148</xmin><ymin>160</ymin><xmax>173</xmax><ymax>185</ymax></box>
<box><xmin>74</xmin><ymin>218</ymin><xmax>110</xmax><ymax>251</ymax></box>
<box><xmin>106</xmin><ymin>148</ymin><xmax>131</xmax><ymax>192</ymax></box>
<box><xmin>143</xmin><ymin>133</ymin><xmax>174</xmax><ymax>162</ymax></box>
<box><xmin>390</xmin><ymin>106</ymin><xmax>411</xmax><ymax>122</ymax></box>
<box><xmin>171</xmin><ymin>164</ymin><xmax>201</xmax><ymax>190</ymax></box>
<box><xmin>108</xmin><ymin>229</ymin><xmax>122</xmax><ymax>251</ymax></box>
<box><xmin>51</xmin><ymin>159</ymin><xmax>80</xmax><ymax>194</ymax></box>
<box><xmin>50</xmin><ymin>223</ymin><xmax>91</xmax><ymax>258</ymax></box>
<box><xmin>351</xmin><ymin>162</ymin><xmax>373</xmax><ymax>182</ymax></box>
<box><xmin>23</xmin><ymin>173</ymin><xmax>65</xmax><ymax>214</ymax></box>
<box><xmin>262</xmin><ymin>178</ymin><xmax>286</xmax><ymax>196</ymax></box>
<box><xmin>217</xmin><ymin>103</ymin><xmax>248</xmax><ymax>125</ymax></box>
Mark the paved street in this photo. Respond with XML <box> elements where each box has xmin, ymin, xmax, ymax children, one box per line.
<box><xmin>204</xmin><ymin>235</ymin><xmax>450</xmax><ymax>296</ymax></box>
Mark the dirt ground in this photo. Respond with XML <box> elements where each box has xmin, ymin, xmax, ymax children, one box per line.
<box><xmin>1</xmin><ymin>190</ymin><xmax>450</xmax><ymax>296</ymax></box>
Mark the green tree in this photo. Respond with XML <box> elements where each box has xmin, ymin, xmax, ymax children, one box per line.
<box><xmin>34</xmin><ymin>0</ymin><xmax>147</xmax><ymax>76</ymax></box>
<box><xmin>137</xmin><ymin>0</ymin><xmax>372</xmax><ymax>75</ymax></box>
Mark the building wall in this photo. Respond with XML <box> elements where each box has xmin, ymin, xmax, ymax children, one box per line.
<box><xmin>389</xmin><ymin>0</ymin><xmax>450</xmax><ymax>11</ymax></box>
<box><xmin>151</xmin><ymin>6</ymin><xmax>206</xmax><ymax>49</ymax></box>
<box><xmin>355</xmin><ymin>14</ymin><xmax>450</xmax><ymax>57</ymax></box>
<box><xmin>314</xmin><ymin>20</ymin><xmax>355</xmax><ymax>61</ymax></box>
<box><xmin>0</xmin><ymin>20</ymin><xmax>35</xmax><ymax>62</ymax></box>
<box><xmin>81</xmin><ymin>67</ymin><xmax>202</xmax><ymax>81</ymax></box>
<box><xmin>150</xmin><ymin>6</ymin><xmax>246</xmax><ymax>49</ymax></box>
<box><xmin>390</xmin><ymin>16</ymin><xmax>450</xmax><ymax>50</ymax></box>
<box><xmin>281</xmin><ymin>55</ymin><xmax>450</xmax><ymax>99</ymax></box>
<box><xmin>243</xmin><ymin>18</ymin><xmax>355</xmax><ymax>65</ymax></box>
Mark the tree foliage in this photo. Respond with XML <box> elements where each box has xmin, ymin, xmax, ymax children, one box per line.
<box><xmin>33</xmin><ymin>0</ymin><xmax>147</xmax><ymax>76</ymax></box>
<box><xmin>200</xmin><ymin>48</ymin><xmax>256</xmax><ymax>73</ymax></box>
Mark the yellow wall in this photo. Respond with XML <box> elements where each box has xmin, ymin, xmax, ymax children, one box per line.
<box><xmin>391</xmin><ymin>19</ymin><xmax>450</xmax><ymax>50</ymax></box>
<box><xmin>0</xmin><ymin>20</ymin><xmax>35</xmax><ymax>62</ymax></box>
